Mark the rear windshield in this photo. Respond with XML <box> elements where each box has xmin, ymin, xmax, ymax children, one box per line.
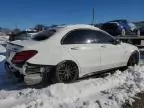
<box><xmin>32</xmin><ymin>29</ymin><xmax>56</xmax><ymax>41</ymax></box>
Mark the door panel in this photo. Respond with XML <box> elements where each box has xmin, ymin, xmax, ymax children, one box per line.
<box><xmin>100</xmin><ymin>43</ymin><xmax>125</xmax><ymax>70</ymax></box>
<box><xmin>61</xmin><ymin>29</ymin><xmax>102</xmax><ymax>76</ymax></box>
<box><xmin>63</xmin><ymin>44</ymin><xmax>101</xmax><ymax>76</ymax></box>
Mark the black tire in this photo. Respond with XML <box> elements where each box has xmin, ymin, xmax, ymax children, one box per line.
<box><xmin>121</xmin><ymin>29</ymin><xmax>126</xmax><ymax>36</ymax></box>
<box><xmin>134</xmin><ymin>29</ymin><xmax>140</xmax><ymax>36</ymax></box>
<box><xmin>54</xmin><ymin>61</ymin><xmax>79</xmax><ymax>83</ymax></box>
<box><xmin>127</xmin><ymin>52</ymin><xmax>139</xmax><ymax>67</ymax></box>
<box><xmin>136</xmin><ymin>29</ymin><xmax>140</xmax><ymax>36</ymax></box>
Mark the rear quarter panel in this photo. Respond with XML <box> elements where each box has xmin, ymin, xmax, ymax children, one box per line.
<box><xmin>27</xmin><ymin>45</ymin><xmax>78</xmax><ymax>66</ymax></box>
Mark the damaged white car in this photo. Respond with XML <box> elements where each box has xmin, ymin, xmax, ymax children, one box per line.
<box><xmin>5</xmin><ymin>24</ymin><xmax>140</xmax><ymax>85</ymax></box>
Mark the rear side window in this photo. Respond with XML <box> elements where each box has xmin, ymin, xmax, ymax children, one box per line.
<box><xmin>61</xmin><ymin>29</ymin><xmax>116</xmax><ymax>45</ymax></box>
<box><xmin>94</xmin><ymin>31</ymin><xmax>115</xmax><ymax>44</ymax></box>
<box><xmin>62</xmin><ymin>29</ymin><xmax>96</xmax><ymax>44</ymax></box>
<box><xmin>32</xmin><ymin>29</ymin><xmax>56</xmax><ymax>41</ymax></box>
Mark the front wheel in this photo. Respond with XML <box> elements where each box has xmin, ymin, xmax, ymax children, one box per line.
<box><xmin>137</xmin><ymin>29</ymin><xmax>140</xmax><ymax>36</ymax></box>
<box><xmin>54</xmin><ymin>61</ymin><xmax>79</xmax><ymax>83</ymax></box>
<box><xmin>127</xmin><ymin>52</ymin><xmax>139</xmax><ymax>67</ymax></box>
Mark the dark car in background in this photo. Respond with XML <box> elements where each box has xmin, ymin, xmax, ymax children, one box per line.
<box><xmin>100</xmin><ymin>19</ymin><xmax>140</xmax><ymax>36</ymax></box>
<box><xmin>9</xmin><ymin>30</ymin><xmax>38</xmax><ymax>41</ymax></box>
<box><xmin>101</xmin><ymin>22</ymin><xmax>125</xmax><ymax>36</ymax></box>
<box><xmin>109</xmin><ymin>19</ymin><xmax>140</xmax><ymax>36</ymax></box>
<box><xmin>139</xmin><ymin>27</ymin><xmax>144</xmax><ymax>35</ymax></box>
<box><xmin>135</xmin><ymin>21</ymin><xmax>144</xmax><ymax>35</ymax></box>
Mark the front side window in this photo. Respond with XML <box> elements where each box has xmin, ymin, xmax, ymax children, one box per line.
<box><xmin>62</xmin><ymin>29</ymin><xmax>115</xmax><ymax>45</ymax></box>
<box><xmin>94</xmin><ymin>31</ymin><xmax>115</xmax><ymax>44</ymax></box>
<box><xmin>62</xmin><ymin>29</ymin><xmax>96</xmax><ymax>44</ymax></box>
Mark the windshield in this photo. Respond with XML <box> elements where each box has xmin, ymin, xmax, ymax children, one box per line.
<box><xmin>32</xmin><ymin>29</ymin><xmax>56</xmax><ymax>41</ymax></box>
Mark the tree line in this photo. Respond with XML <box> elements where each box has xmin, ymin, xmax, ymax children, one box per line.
<box><xmin>0</xmin><ymin>24</ymin><xmax>62</xmax><ymax>36</ymax></box>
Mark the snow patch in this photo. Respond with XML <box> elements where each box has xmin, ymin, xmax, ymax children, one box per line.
<box><xmin>0</xmin><ymin>45</ymin><xmax>144</xmax><ymax>108</ymax></box>
<box><xmin>0</xmin><ymin>66</ymin><xmax>144</xmax><ymax>108</ymax></box>
<box><xmin>0</xmin><ymin>45</ymin><xmax>6</xmax><ymax>54</ymax></box>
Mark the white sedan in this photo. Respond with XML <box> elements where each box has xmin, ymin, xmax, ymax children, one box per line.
<box><xmin>5</xmin><ymin>24</ymin><xmax>140</xmax><ymax>85</ymax></box>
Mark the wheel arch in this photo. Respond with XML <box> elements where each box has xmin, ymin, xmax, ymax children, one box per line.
<box><xmin>56</xmin><ymin>60</ymin><xmax>81</xmax><ymax>73</ymax></box>
<box><xmin>54</xmin><ymin>60</ymin><xmax>80</xmax><ymax>83</ymax></box>
<box><xmin>56</xmin><ymin>60</ymin><xmax>80</xmax><ymax>74</ymax></box>
<box><xmin>127</xmin><ymin>50</ymin><xmax>140</xmax><ymax>65</ymax></box>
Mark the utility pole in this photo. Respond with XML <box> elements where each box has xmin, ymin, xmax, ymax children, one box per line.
<box><xmin>15</xmin><ymin>24</ymin><xmax>19</xmax><ymax>29</ymax></box>
<box><xmin>91</xmin><ymin>8</ymin><xmax>95</xmax><ymax>25</ymax></box>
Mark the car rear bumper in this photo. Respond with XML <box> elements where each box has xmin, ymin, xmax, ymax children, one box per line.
<box><xmin>4</xmin><ymin>61</ymin><xmax>54</xmax><ymax>85</ymax></box>
<box><xmin>4</xmin><ymin>61</ymin><xmax>43</xmax><ymax>85</ymax></box>
<box><xmin>24</xmin><ymin>74</ymin><xmax>43</xmax><ymax>85</ymax></box>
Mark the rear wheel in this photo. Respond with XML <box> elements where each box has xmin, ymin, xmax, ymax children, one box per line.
<box><xmin>121</xmin><ymin>29</ymin><xmax>126</xmax><ymax>36</ymax></box>
<box><xmin>136</xmin><ymin>29</ymin><xmax>140</xmax><ymax>36</ymax></box>
<box><xmin>54</xmin><ymin>61</ymin><xmax>79</xmax><ymax>83</ymax></box>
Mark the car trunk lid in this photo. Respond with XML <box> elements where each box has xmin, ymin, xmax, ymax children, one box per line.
<box><xmin>6</xmin><ymin>40</ymin><xmax>37</xmax><ymax>62</ymax></box>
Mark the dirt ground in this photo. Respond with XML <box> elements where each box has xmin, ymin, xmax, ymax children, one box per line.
<box><xmin>123</xmin><ymin>92</ymin><xmax>144</xmax><ymax>108</ymax></box>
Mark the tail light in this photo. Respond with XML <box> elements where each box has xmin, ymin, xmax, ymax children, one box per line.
<box><xmin>12</xmin><ymin>50</ymin><xmax>37</xmax><ymax>64</ymax></box>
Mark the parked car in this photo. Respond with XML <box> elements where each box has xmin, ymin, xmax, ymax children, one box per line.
<box><xmin>0</xmin><ymin>35</ymin><xmax>9</xmax><ymax>46</ymax></box>
<box><xmin>101</xmin><ymin>22</ymin><xmax>125</xmax><ymax>36</ymax></box>
<box><xmin>94</xmin><ymin>23</ymin><xmax>103</xmax><ymax>29</ymax></box>
<box><xmin>5</xmin><ymin>24</ymin><xmax>140</xmax><ymax>85</ymax></box>
<box><xmin>134</xmin><ymin>21</ymin><xmax>144</xmax><ymax>35</ymax></box>
<box><xmin>139</xmin><ymin>27</ymin><xmax>144</xmax><ymax>35</ymax></box>
<box><xmin>9</xmin><ymin>30</ymin><xmax>37</xmax><ymax>41</ymax></box>
<box><xmin>108</xmin><ymin>19</ymin><xmax>140</xmax><ymax>36</ymax></box>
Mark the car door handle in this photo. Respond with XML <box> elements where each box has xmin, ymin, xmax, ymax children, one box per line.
<box><xmin>71</xmin><ymin>47</ymin><xmax>80</xmax><ymax>50</ymax></box>
<box><xmin>100</xmin><ymin>45</ymin><xmax>106</xmax><ymax>48</ymax></box>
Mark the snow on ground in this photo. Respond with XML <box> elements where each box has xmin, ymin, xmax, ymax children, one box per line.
<box><xmin>0</xmin><ymin>45</ymin><xmax>144</xmax><ymax>108</ymax></box>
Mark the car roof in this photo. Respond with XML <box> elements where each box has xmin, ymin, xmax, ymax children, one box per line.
<box><xmin>31</xmin><ymin>24</ymin><xmax>110</xmax><ymax>42</ymax></box>
<box><xmin>103</xmin><ymin>22</ymin><xmax>120</xmax><ymax>24</ymax></box>
<box><xmin>109</xmin><ymin>19</ymin><xmax>127</xmax><ymax>22</ymax></box>
<box><xmin>62</xmin><ymin>24</ymin><xmax>100</xmax><ymax>30</ymax></box>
